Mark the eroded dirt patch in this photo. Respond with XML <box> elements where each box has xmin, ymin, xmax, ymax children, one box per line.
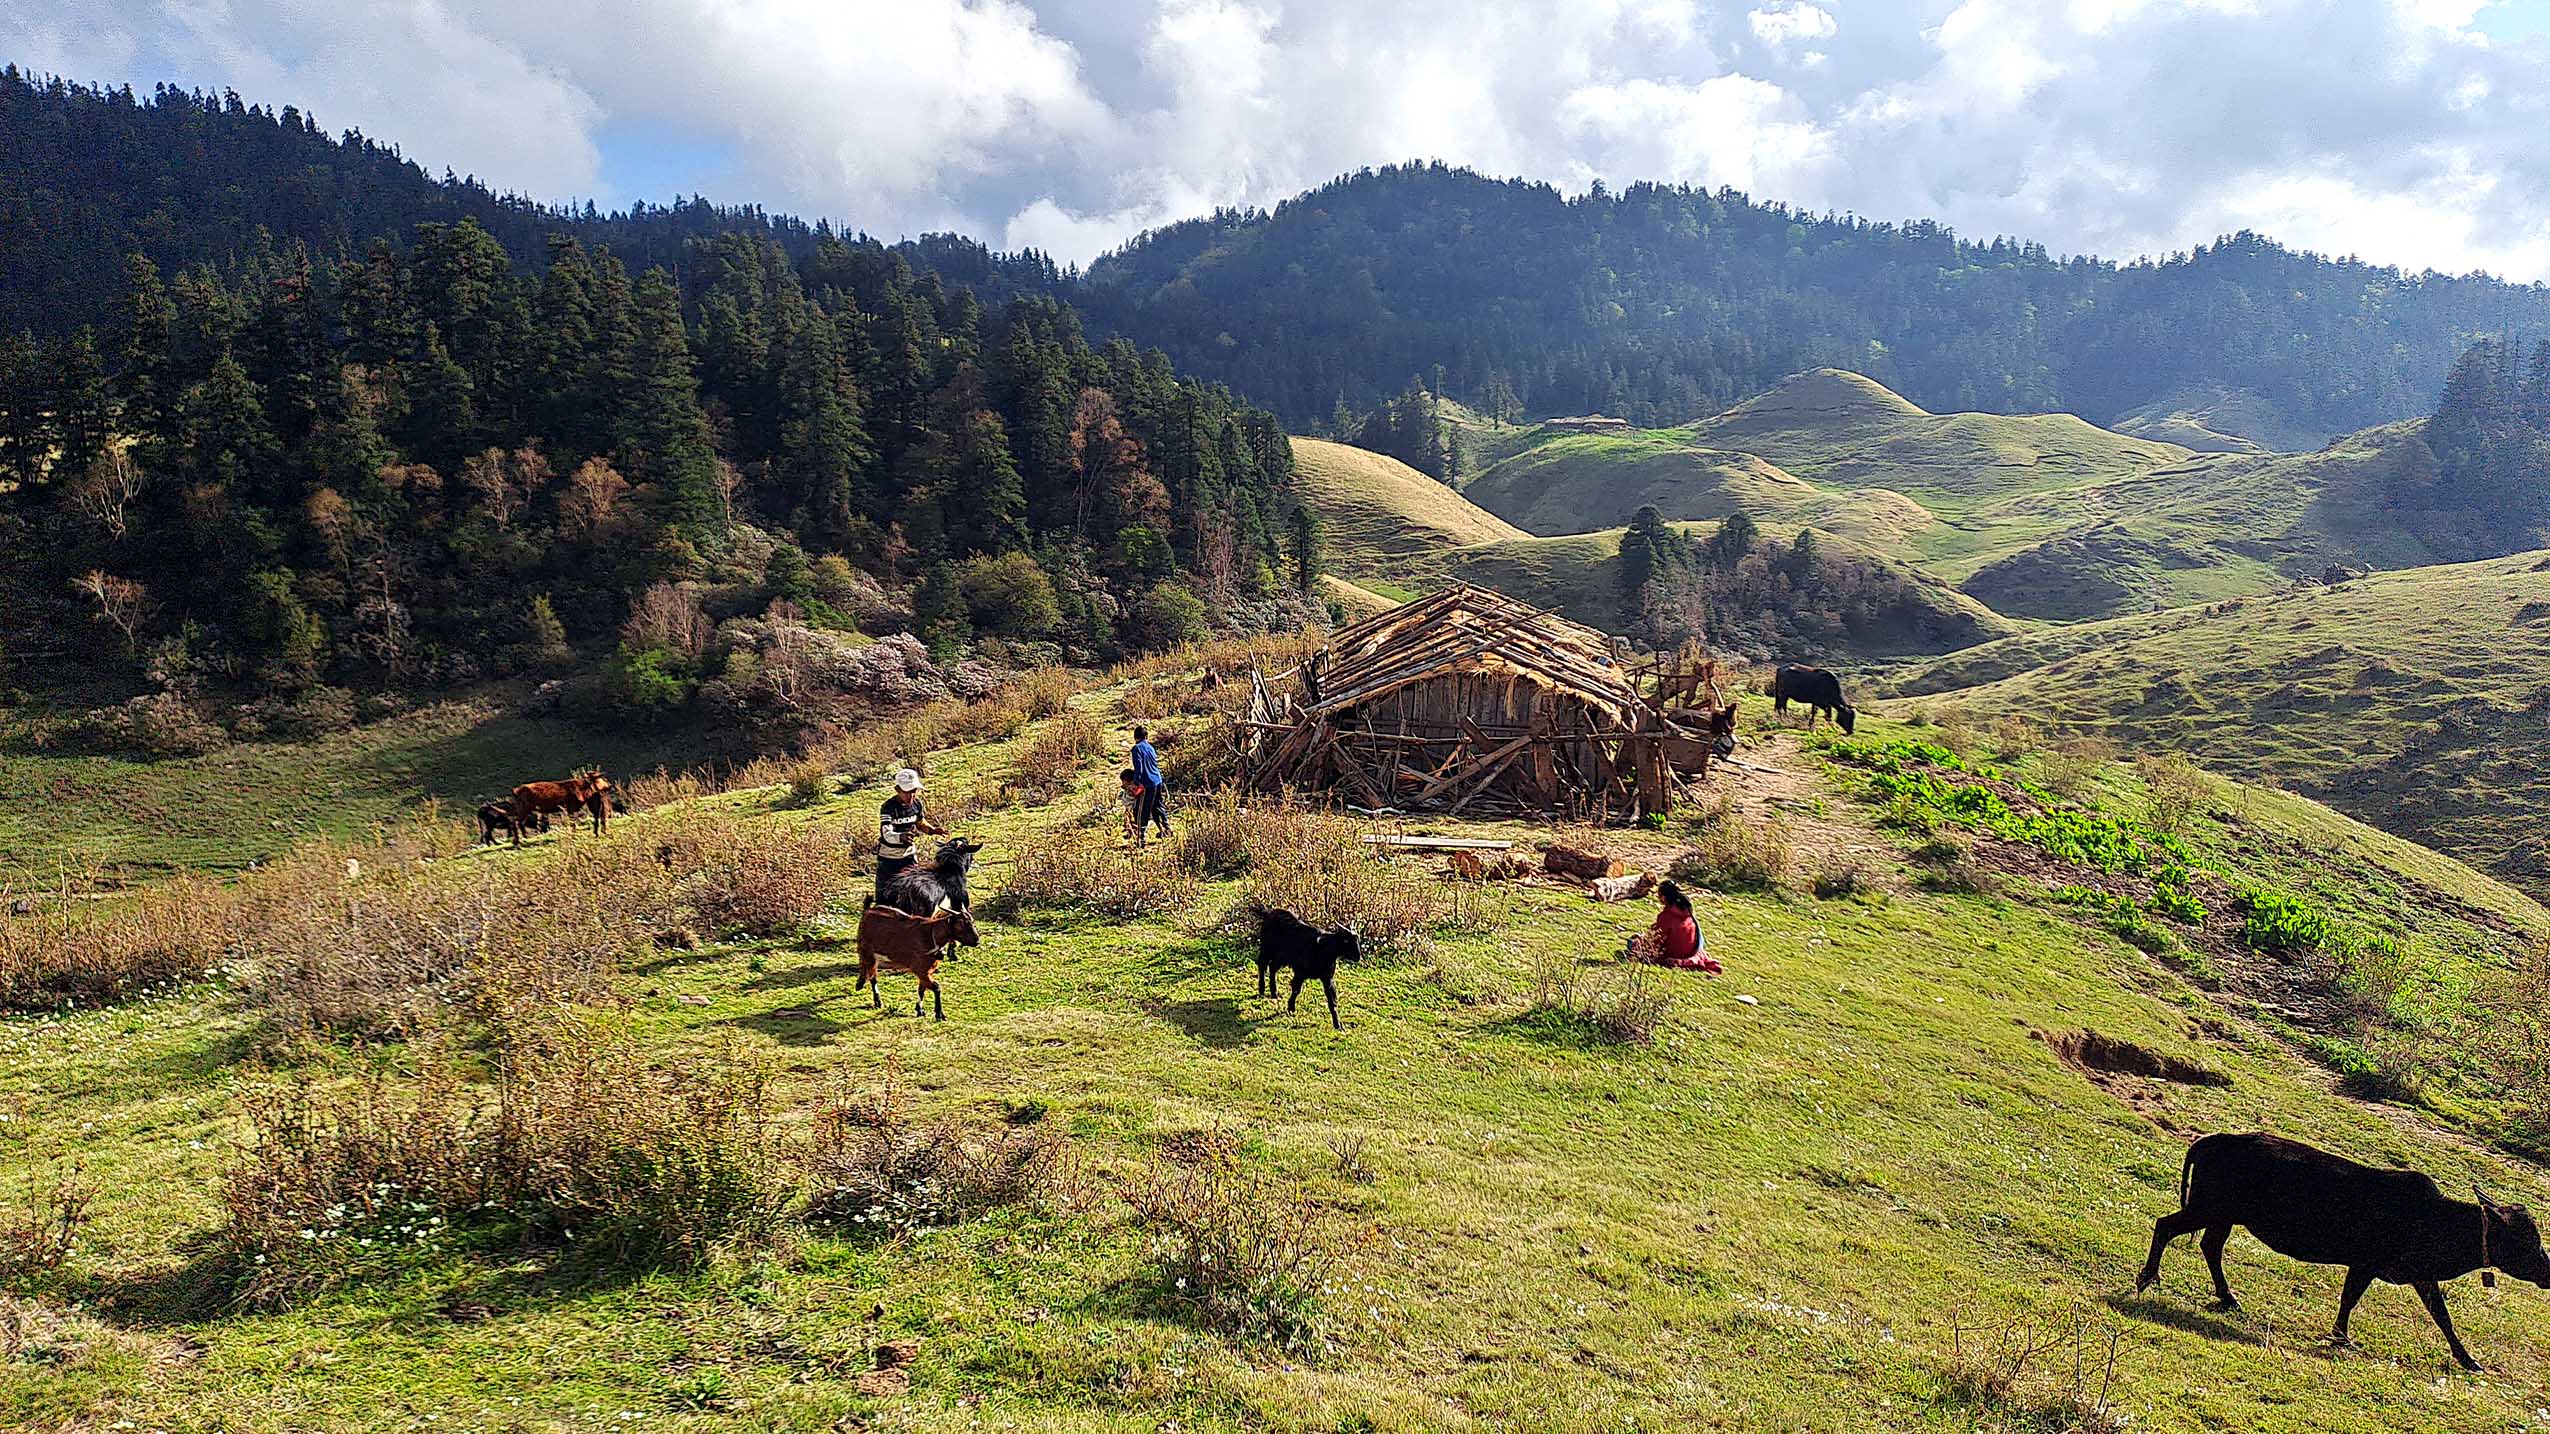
<box><xmin>2035</xmin><ymin>1027</ymin><xmax>2229</xmax><ymax>1086</ymax></box>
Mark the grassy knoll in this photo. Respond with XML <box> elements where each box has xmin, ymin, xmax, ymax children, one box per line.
<box><xmin>8</xmin><ymin>677</ymin><xmax>2550</xmax><ymax>1431</ymax></box>
<box><xmin>1890</xmin><ymin>551</ymin><xmax>2550</xmax><ymax>895</ymax></box>
<box><xmin>1441</xmin><ymin>521</ymin><xmax>2014</xmax><ymax>656</ymax></box>
<box><xmin>0</xmin><ymin>694</ymin><xmax>715</xmax><ymax>888</ymax></box>
<box><xmin>1289</xmin><ymin>438</ymin><xmax>1526</xmax><ymax>579</ymax></box>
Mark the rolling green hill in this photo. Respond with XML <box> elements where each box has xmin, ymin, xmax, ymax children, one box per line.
<box><xmin>11</xmin><ymin>669</ymin><xmax>2550</xmax><ymax>1431</ymax></box>
<box><xmin>1290</xmin><ymin>438</ymin><xmax>1529</xmax><ymax>581</ymax></box>
<box><xmin>1440</xmin><ymin>519</ymin><xmax>2016</xmax><ymax>657</ymax></box>
<box><xmin>1892</xmin><ymin>551</ymin><xmax>2550</xmax><ymax>893</ymax></box>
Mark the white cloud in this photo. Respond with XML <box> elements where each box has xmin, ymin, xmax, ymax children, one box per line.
<box><xmin>23</xmin><ymin>0</ymin><xmax>2550</xmax><ymax>278</ymax></box>
<box><xmin>1748</xmin><ymin>2</ymin><xmax>1838</xmax><ymax>47</ymax></box>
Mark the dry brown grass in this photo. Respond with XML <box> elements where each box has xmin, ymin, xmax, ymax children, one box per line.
<box><xmin>802</xmin><ymin>1062</ymin><xmax>1081</xmax><ymax>1234</ymax></box>
<box><xmin>1242</xmin><ymin>805</ymin><xmax>1446</xmax><ymax>949</ymax></box>
<box><xmin>0</xmin><ymin>1159</ymin><xmax>93</xmax><ymax>1285</ymax></box>
<box><xmin>1671</xmin><ymin>819</ymin><xmax>1797</xmax><ymax>894</ymax></box>
<box><xmin>223</xmin><ymin>1014</ymin><xmax>793</xmax><ymax>1308</ymax></box>
<box><xmin>1012</xmin><ymin>711</ymin><xmax>1109</xmax><ymax>806</ymax></box>
<box><xmin>998</xmin><ymin>826</ymin><xmax>1199</xmax><ymax>918</ymax></box>
<box><xmin>0</xmin><ymin>871</ymin><xmax>239</xmax><ymax>1012</ymax></box>
<box><xmin>1121</xmin><ymin>1137</ymin><xmax>1369</xmax><ymax>1352</ymax></box>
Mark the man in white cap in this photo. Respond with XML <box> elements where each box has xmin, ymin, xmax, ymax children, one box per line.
<box><xmin>874</xmin><ymin>767</ymin><xmax>944</xmax><ymax>902</ymax></box>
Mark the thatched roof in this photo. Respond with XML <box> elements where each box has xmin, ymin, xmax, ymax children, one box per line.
<box><xmin>1306</xmin><ymin>583</ymin><xmax>1641</xmax><ymax>722</ymax></box>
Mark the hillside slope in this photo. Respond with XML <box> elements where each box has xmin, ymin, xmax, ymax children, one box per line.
<box><xmin>9</xmin><ymin>674</ymin><xmax>2550</xmax><ymax>1431</ymax></box>
<box><xmin>1441</xmin><ymin>520</ymin><xmax>2015</xmax><ymax>656</ymax></box>
<box><xmin>1894</xmin><ymin>552</ymin><xmax>2550</xmax><ymax>892</ymax></box>
<box><xmin>1291</xmin><ymin>438</ymin><xmax>1528</xmax><ymax>582</ymax></box>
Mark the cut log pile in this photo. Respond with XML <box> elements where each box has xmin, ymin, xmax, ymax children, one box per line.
<box><xmin>1236</xmin><ymin>584</ymin><xmax>1727</xmax><ymax>821</ymax></box>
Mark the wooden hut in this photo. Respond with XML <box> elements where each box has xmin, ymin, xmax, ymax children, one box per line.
<box><xmin>1237</xmin><ymin>584</ymin><xmax>1728</xmax><ymax>821</ymax></box>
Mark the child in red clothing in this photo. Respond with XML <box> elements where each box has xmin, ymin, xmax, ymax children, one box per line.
<box><xmin>1631</xmin><ymin>880</ymin><xmax>1720</xmax><ymax>973</ymax></box>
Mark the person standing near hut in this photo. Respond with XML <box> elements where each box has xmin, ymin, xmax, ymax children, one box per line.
<box><xmin>874</xmin><ymin>768</ymin><xmax>943</xmax><ymax>901</ymax></box>
<box><xmin>1131</xmin><ymin>726</ymin><xmax>1170</xmax><ymax>838</ymax></box>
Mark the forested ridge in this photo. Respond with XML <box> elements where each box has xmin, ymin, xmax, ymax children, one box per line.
<box><xmin>0</xmin><ymin>71</ymin><xmax>1303</xmax><ymax>755</ymax></box>
<box><xmin>1085</xmin><ymin>164</ymin><xmax>2550</xmax><ymax>434</ymax></box>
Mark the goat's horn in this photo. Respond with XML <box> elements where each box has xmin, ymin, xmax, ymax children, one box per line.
<box><xmin>2475</xmin><ymin>1181</ymin><xmax>2496</xmax><ymax>1208</ymax></box>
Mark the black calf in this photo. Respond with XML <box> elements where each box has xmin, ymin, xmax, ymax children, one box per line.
<box><xmin>1254</xmin><ymin>907</ymin><xmax>1361</xmax><ymax>1029</ymax></box>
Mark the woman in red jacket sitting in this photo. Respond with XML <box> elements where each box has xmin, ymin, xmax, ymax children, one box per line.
<box><xmin>1632</xmin><ymin>880</ymin><xmax>1720</xmax><ymax>973</ymax></box>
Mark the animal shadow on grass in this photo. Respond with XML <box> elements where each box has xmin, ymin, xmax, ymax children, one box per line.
<box><xmin>1145</xmin><ymin>995</ymin><xmax>1262</xmax><ymax>1049</ymax></box>
<box><xmin>743</xmin><ymin>958</ymin><xmax>865</xmax><ymax>995</ymax></box>
<box><xmin>2102</xmin><ymin>1290</ymin><xmax>2270</xmax><ymax>1348</ymax></box>
<box><xmin>722</xmin><ymin>1005</ymin><xmax>852</xmax><ymax>1046</ymax></box>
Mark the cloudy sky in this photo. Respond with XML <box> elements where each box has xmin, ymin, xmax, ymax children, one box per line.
<box><xmin>13</xmin><ymin>0</ymin><xmax>2550</xmax><ymax>277</ymax></box>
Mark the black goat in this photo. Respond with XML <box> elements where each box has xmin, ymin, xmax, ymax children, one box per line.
<box><xmin>881</xmin><ymin>837</ymin><xmax>983</xmax><ymax>917</ymax></box>
<box><xmin>1253</xmin><ymin>907</ymin><xmax>1361</xmax><ymax>1029</ymax></box>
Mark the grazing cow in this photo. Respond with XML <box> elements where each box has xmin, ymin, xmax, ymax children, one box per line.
<box><xmin>506</xmin><ymin>772</ymin><xmax>626</xmax><ymax>844</ymax></box>
<box><xmin>855</xmin><ymin>904</ymin><xmax>979</xmax><ymax>1021</ymax></box>
<box><xmin>880</xmin><ymin>837</ymin><xmax>983</xmax><ymax>918</ymax></box>
<box><xmin>1769</xmin><ymin>665</ymin><xmax>1855</xmax><ymax>734</ymax></box>
<box><xmin>477</xmin><ymin>802</ymin><xmax>552</xmax><ymax>845</ymax></box>
<box><xmin>2137</xmin><ymin>1132</ymin><xmax>2550</xmax><ymax>1370</ymax></box>
<box><xmin>1253</xmin><ymin>907</ymin><xmax>1362</xmax><ymax>1030</ymax></box>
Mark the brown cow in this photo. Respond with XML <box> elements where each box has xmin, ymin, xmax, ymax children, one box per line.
<box><xmin>506</xmin><ymin>771</ymin><xmax>628</xmax><ymax>844</ymax></box>
<box><xmin>855</xmin><ymin>904</ymin><xmax>979</xmax><ymax>1021</ymax></box>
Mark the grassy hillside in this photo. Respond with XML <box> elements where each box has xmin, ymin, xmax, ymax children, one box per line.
<box><xmin>0</xmin><ymin>694</ymin><xmax>716</xmax><ymax>889</ymax></box>
<box><xmin>9</xmin><ymin>671</ymin><xmax>2550</xmax><ymax>1431</ymax></box>
<box><xmin>1462</xmin><ymin>428</ymin><xmax>1941</xmax><ymax>553</ymax></box>
<box><xmin>1892</xmin><ymin>551</ymin><xmax>2550</xmax><ymax>893</ymax></box>
<box><xmin>2111</xmin><ymin>385</ymin><xmax>2333</xmax><ymax>454</ymax></box>
<box><xmin>1440</xmin><ymin>520</ymin><xmax>2015</xmax><ymax>657</ymax></box>
<box><xmin>1290</xmin><ymin>438</ymin><xmax>1528</xmax><ymax>578</ymax></box>
<box><xmin>1684</xmin><ymin>369</ymin><xmax>2192</xmax><ymax>504</ymax></box>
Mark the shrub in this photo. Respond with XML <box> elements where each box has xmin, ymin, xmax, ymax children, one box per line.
<box><xmin>1014</xmin><ymin>665</ymin><xmax>1078</xmax><ymax>720</ymax></box>
<box><xmin>2035</xmin><ymin>735</ymin><xmax>2118</xmax><ymax>800</ymax></box>
<box><xmin>802</xmin><ymin>1064</ymin><xmax>1078</xmax><ymax>1234</ymax></box>
<box><xmin>222</xmin><ymin>1018</ymin><xmax>794</xmax><ymax>1308</ymax></box>
<box><xmin>1671</xmin><ymin>819</ymin><xmax>1795</xmax><ymax>893</ymax></box>
<box><xmin>1244</xmin><ymin>806</ymin><xmax>1445</xmax><ymax>949</ymax></box>
<box><xmin>1936</xmin><ymin>1307</ymin><xmax>2126</xmax><ymax>1434</ymax></box>
<box><xmin>1525</xmin><ymin>952</ymin><xmax>1678</xmax><ymax>1045</ymax></box>
<box><xmin>2234</xmin><ymin>886</ymin><xmax>2330</xmax><ymax>955</ymax></box>
<box><xmin>1168</xmin><ymin>789</ymin><xmax>1258</xmax><ymax>878</ymax></box>
<box><xmin>2107</xmin><ymin>913</ymin><xmax>2175</xmax><ymax>956</ymax></box>
<box><xmin>658</xmin><ymin>810</ymin><xmax>855</xmax><ymax>938</ymax></box>
<box><xmin>0</xmin><ymin>872</ymin><xmax>237</xmax><ymax>1012</ymax></box>
<box><xmin>1808</xmin><ymin>854</ymin><xmax>1868</xmax><ymax>899</ymax></box>
<box><xmin>784</xmin><ymin>757</ymin><xmax>833</xmax><ymax>805</ymax></box>
<box><xmin>1912</xmin><ymin>834</ymin><xmax>1998</xmax><ymax>896</ymax></box>
<box><xmin>128</xmin><ymin>689</ymin><xmax>228</xmax><ymax>756</ymax></box>
<box><xmin>0</xmin><ymin>1159</ymin><xmax>93</xmax><ymax>1286</ymax></box>
<box><xmin>1122</xmin><ymin>1144</ymin><xmax>1367</xmax><ymax>1351</ymax></box>
<box><xmin>1013</xmin><ymin>711</ymin><xmax>1107</xmax><ymax>805</ymax></box>
<box><xmin>2479</xmin><ymin>940</ymin><xmax>2550</xmax><ymax>1141</ymax></box>
<box><xmin>1000</xmin><ymin>827</ymin><xmax>1199</xmax><ymax>918</ymax></box>
<box><xmin>2137</xmin><ymin>753</ymin><xmax>2215</xmax><ymax>836</ymax></box>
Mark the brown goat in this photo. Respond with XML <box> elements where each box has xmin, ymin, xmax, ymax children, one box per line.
<box><xmin>855</xmin><ymin>904</ymin><xmax>980</xmax><ymax>1021</ymax></box>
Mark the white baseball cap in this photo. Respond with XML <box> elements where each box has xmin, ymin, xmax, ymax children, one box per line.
<box><xmin>894</xmin><ymin>768</ymin><xmax>922</xmax><ymax>792</ymax></box>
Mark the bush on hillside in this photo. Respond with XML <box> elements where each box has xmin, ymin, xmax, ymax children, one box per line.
<box><xmin>222</xmin><ymin>1018</ymin><xmax>792</xmax><ymax>1308</ymax></box>
<box><xmin>803</xmin><ymin>1063</ymin><xmax>1080</xmax><ymax>1234</ymax></box>
<box><xmin>1671</xmin><ymin>820</ymin><xmax>1796</xmax><ymax>893</ymax></box>
<box><xmin>1013</xmin><ymin>711</ymin><xmax>1108</xmax><ymax>805</ymax></box>
<box><xmin>0</xmin><ymin>1159</ymin><xmax>94</xmax><ymax>1286</ymax></box>
<box><xmin>999</xmin><ymin>829</ymin><xmax>1198</xmax><ymax>918</ymax></box>
<box><xmin>1243</xmin><ymin>805</ymin><xmax>1446</xmax><ymax>949</ymax></box>
<box><xmin>0</xmin><ymin>873</ymin><xmax>236</xmax><ymax>1012</ymax></box>
<box><xmin>1524</xmin><ymin>951</ymin><xmax>1678</xmax><ymax>1046</ymax></box>
<box><xmin>1122</xmin><ymin>1142</ymin><xmax>1368</xmax><ymax>1352</ymax></box>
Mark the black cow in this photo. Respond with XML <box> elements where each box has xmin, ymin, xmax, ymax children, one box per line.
<box><xmin>880</xmin><ymin>837</ymin><xmax>983</xmax><ymax>918</ymax></box>
<box><xmin>1770</xmin><ymin>665</ymin><xmax>1854</xmax><ymax>733</ymax></box>
<box><xmin>476</xmin><ymin>802</ymin><xmax>551</xmax><ymax>845</ymax></box>
<box><xmin>2137</xmin><ymin>1132</ymin><xmax>2550</xmax><ymax>1370</ymax></box>
<box><xmin>1253</xmin><ymin>907</ymin><xmax>1361</xmax><ymax>1030</ymax></box>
